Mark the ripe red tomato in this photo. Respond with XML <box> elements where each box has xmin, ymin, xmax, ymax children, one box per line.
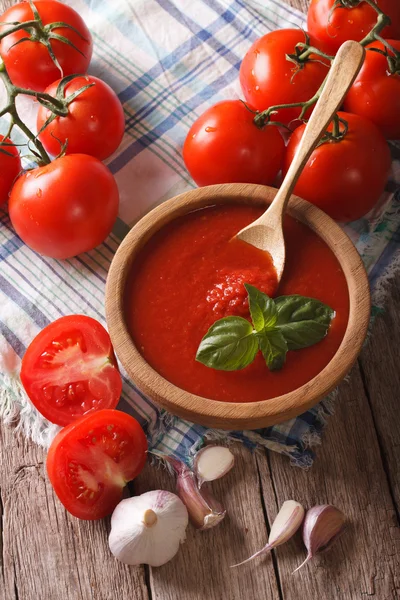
<box><xmin>283</xmin><ymin>112</ymin><xmax>391</xmax><ymax>222</ymax></box>
<box><xmin>37</xmin><ymin>76</ymin><xmax>125</xmax><ymax>160</ymax></box>
<box><xmin>47</xmin><ymin>409</ymin><xmax>148</xmax><ymax>519</ymax></box>
<box><xmin>307</xmin><ymin>0</ymin><xmax>400</xmax><ymax>55</ymax></box>
<box><xmin>183</xmin><ymin>100</ymin><xmax>285</xmax><ymax>186</ymax></box>
<box><xmin>0</xmin><ymin>0</ymin><xmax>92</xmax><ymax>92</ymax></box>
<box><xmin>8</xmin><ymin>154</ymin><xmax>119</xmax><ymax>259</ymax></box>
<box><xmin>343</xmin><ymin>40</ymin><xmax>400</xmax><ymax>140</ymax></box>
<box><xmin>0</xmin><ymin>136</ymin><xmax>21</xmax><ymax>206</ymax></box>
<box><xmin>239</xmin><ymin>29</ymin><xmax>329</xmax><ymax>124</ymax></box>
<box><xmin>20</xmin><ymin>315</ymin><xmax>122</xmax><ymax>426</ymax></box>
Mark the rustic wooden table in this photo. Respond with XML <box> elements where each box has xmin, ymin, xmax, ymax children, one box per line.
<box><xmin>1</xmin><ymin>0</ymin><xmax>399</xmax><ymax>598</ymax></box>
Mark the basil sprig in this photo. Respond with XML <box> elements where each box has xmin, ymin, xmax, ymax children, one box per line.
<box><xmin>196</xmin><ymin>284</ymin><xmax>335</xmax><ymax>372</ymax></box>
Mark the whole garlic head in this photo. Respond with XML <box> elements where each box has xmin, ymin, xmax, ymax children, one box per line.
<box><xmin>109</xmin><ymin>490</ymin><xmax>188</xmax><ymax>567</ymax></box>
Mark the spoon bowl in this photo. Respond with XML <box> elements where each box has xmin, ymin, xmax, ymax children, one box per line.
<box><xmin>236</xmin><ymin>40</ymin><xmax>365</xmax><ymax>282</ymax></box>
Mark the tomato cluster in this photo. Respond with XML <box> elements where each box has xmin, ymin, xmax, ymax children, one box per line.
<box><xmin>0</xmin><ymin>2</ymin><xmax>147</xmax><ymax>521</ymax></box>
<box><xmin>0</xmin><ymin>0</ymin><xmax>125</xmax><ymax>259</ymax></box>
<box><xmin>183</xmin><ymin>0</ymin><xmax>399</xmax><ymax>223</ymax></box>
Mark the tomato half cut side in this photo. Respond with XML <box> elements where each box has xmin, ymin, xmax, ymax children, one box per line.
<box><xmin>21</xmin><ymin>315</ymin><xmax>122</xmax><ymax>426</ymax></box>
<box><xmin>47</xmin><ymin>409</ymin><xmax>148</xmax><ymax>519</ymax></box>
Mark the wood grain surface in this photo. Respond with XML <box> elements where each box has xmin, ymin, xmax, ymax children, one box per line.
<box><xmin>1</xmin><ymin>0</ymin><xmax>400</xmax><ymax>599</ymax></box>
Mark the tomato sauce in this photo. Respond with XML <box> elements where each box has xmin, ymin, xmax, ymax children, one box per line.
<box><xmin>125</xmin><ymin>205</ymin><xmax>349</xmax><ymax>402</ymax></box>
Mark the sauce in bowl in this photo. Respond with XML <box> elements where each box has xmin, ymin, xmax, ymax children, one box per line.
<box><xmin>125</xmin><ymin>204</ymin><xmax>349</xmax><ymax>402</ymax></box>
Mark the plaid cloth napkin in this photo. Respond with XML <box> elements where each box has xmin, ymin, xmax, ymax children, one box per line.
<box><xmin>1</xmin><ymin>0</ymin><xmax>399</xmax><ymax>468</ymax></box>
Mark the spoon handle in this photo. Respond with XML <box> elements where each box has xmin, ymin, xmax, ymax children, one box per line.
<box><xmin>264</xmin><ymin>40</ymin><xmax>365</xmax><ymax>225</ymax></box>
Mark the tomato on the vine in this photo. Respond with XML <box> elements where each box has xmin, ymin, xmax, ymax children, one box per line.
<box><xmin>0</xmin><ymin>136</ymin><xmax>21</xmax><ymax>206</ymax></box>
<box><xmin>307</xmin><ymin>0</ymin><xmax>400</xmax><ymax>55</ymax></box>
<box><xmin>283</xmin><ymin>112</ymin><xmax>391</xmax><ymax>222</ymax></box>
<box><xmin>183</xmin><ymin>100</ymin><xmax>285</xmax><ymax>186</ymax></box>
<box><xmin>37</xmin><ymin>76</ymin><xmax>125</xmax><ymax>160</ymax></box>
<box><xmin>343</xmin><ymin>40</ymin><xmax>400</xmax><ymax>140</ymax></box>
<box><xmin>9</xmin><ymin>154</ymin><xmax>119</xmax><ymax>259</ymax></box>
<box><xmin>47</xmin><ymin>409</ymin><xmax>148</xmax><ymax>519</ymax></box>
<box><xmin>0</xmin><ymin>0</ymin><xmax>92</xmax><ymax>92</ymax></box>
<box><xmin>239</xmin><ymin>29</ymin><xmax>329</xmax><ymax>125</ymax></box>
<box><xmin>21</xmin><ymin>315</ymin><xmax>122</xmax><ymax>426</ymax></box>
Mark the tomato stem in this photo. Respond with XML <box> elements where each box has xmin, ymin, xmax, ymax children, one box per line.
<box><xmin>296</xmin><ymin>43</ymin><xmax>334</xmax><ymax>63</ymax></box>
<box><xmin>0</xmin><ymin>62</ymin><xmax>51</xmax><ymax>164</ymax></box>
<box><xmin>332</xmin><ymin>114</ymin><xmax>340</xmax><ymax>138</ymax></box>
<box><xmin>359</xmin><ymin>9</ymin><xmax>390</xmax><ymax>47</ymax></box>
<box><xmin>370</xmin><ymin>35</ymin><xmax>400</xmax><ymax>75</ymax></box>
<box><xmin>253</xmin><ymin>85</ymin><xmax>321</xmax><ymax>128</ymax></box>
<box><xmin>0</xmin><ymin>19</ymin><xmax>39</xmax><ymax>41</ymax></box>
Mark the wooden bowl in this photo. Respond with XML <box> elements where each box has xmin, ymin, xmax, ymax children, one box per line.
<box><xmin>105</xmin><ymin>184</ymin><xmax>370</xmax><ymax>430</ymax></box>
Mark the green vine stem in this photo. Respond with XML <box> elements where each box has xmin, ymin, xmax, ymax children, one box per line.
<box><xmin>0</xmin><ymin>60</ymin><xmax>94</xmax><ymax>164</ymax></box>
<box><xmin>0</xmin><ymin>0</ymin><xmax>94</xmax><ymax>164</ymax></box>
<box><xmin>0</xmin><ymin>61</ymin><xmax>54</xmax><ymax>164</ymax></box>
<box><xmin>254</xmin><ymin>77</ymin><xmax>324</xmax><ymax>129</ymax></box>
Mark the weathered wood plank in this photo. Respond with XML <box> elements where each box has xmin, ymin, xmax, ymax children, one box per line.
<box><xmin>255</xmin><ymin>362</ymin><xmax>400</xmax><ymax>599</ymax></box>
<box><xmin>285</xmin><ymin>0</ymin><xmax>309</xmax><ymax>12</ymax></box>
<box><xmin>0</xmin><ymin>423</ymin><xmax>149</xmax><ymax>600</ymax></box>
<box><xmin>359</xmin><ymin>277</ymin><xmax>400</xmax><ymax>514</ymax></box>
<box><xmin>135</xmin><ymin>445</ymin><xmax>281</xmax><ymax>600</ymax></box>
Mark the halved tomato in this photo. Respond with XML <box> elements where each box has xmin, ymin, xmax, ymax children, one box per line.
<box><xmin>47</xmin><ymin>409</ymin><xmax>148</xmax><ymax>519</ymax></box>
<box><xmin>21</xmin><ymin>315</ymin><xmax>122</xmax><ymax>426</ymax></box>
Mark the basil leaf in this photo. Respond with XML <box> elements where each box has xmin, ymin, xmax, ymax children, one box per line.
<box><xmin>274</xmin><ymin>295</ymin><xmax>335</xmax><ymax>350</ymax></box>
<box><xmin>196</xmin><ymin>316</ymin><xmax>258</xmax><ymax>371</ymax></box>
<box><xmin>244</xmin><ymin>283</ymin><xmax>277</xmax><ymax>332</ymax></box>
<box><xmin>257</xmin><ymin>329</ymin><xmax>288</xmax><ymax>371</ymax></box>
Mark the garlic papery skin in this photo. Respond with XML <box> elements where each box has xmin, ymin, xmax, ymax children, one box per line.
<box><xmin>193</xmin><ymin>445</ymin><xmax>235</xmax><ymax>487</ymax></box>
<box><xmin>231</xmin><ymin>500</ymin><xmax>305</xmax><ymax>567</ymax></box>
<box><xmin>109</xmin><ymin>490</ymin><xmax>188</xmax><ymax>567</ymax></box>
<box><xmin>293</xmin><ymin>504</ymin><xmax>346</xmax><ymax>573</ymax></box>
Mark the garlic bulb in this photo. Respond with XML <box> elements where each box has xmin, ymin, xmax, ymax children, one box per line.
<box><xmin>109</xmin><ymin>490</ymin><xmax>188</xmax><ymax>567</ymax></box>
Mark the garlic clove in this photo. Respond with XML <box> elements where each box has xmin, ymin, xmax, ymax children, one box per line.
<box><xmin>269</xmin><ymin>500</ymin><xmax>305</xmax><ymax>547</ymax></box>
<box><xmin>109</xmin><ymin>490</ymin><xmax>188</xmax><ymax>567</ymax></box>
<box><xmin>174</xmin><ymin>459</ymin><xmax>226</xmax><ymax>530</ymax></box>
<box><xmin>193</xmin><ymin>445</ymin><xmax>235</xmax><ymax>487</ymax></box>
<box><xmin>293</xmin><ymin>504</ymin><xmax>346</xmax><ymax>573</ymax></box>
<box><xmin>231</xmin><ymin>500</ymin><xmax>305</xmax><ymax>568</ymax></box>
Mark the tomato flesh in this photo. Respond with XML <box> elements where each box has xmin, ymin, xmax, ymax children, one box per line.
<box><xmin>47</xmin><ymin>409</ymin><xmax>148</xmax><ymax>519</ymax></box>
<box><xmin>21</xmin><ymin>315</ymin><xmax>122</xmax><ymax>426</ymax></box>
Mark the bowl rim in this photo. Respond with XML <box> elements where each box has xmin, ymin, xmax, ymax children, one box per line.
<box><xmin>105</xmin><ymin>183</ymin><xmax>371</xmax><ymax>430</ymax></box>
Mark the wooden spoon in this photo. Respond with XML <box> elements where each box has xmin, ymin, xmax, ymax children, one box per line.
<box><xmin>236</xmin><ymin>40</ymin><xmax>366</xmax><ymax>282</ymax></box>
